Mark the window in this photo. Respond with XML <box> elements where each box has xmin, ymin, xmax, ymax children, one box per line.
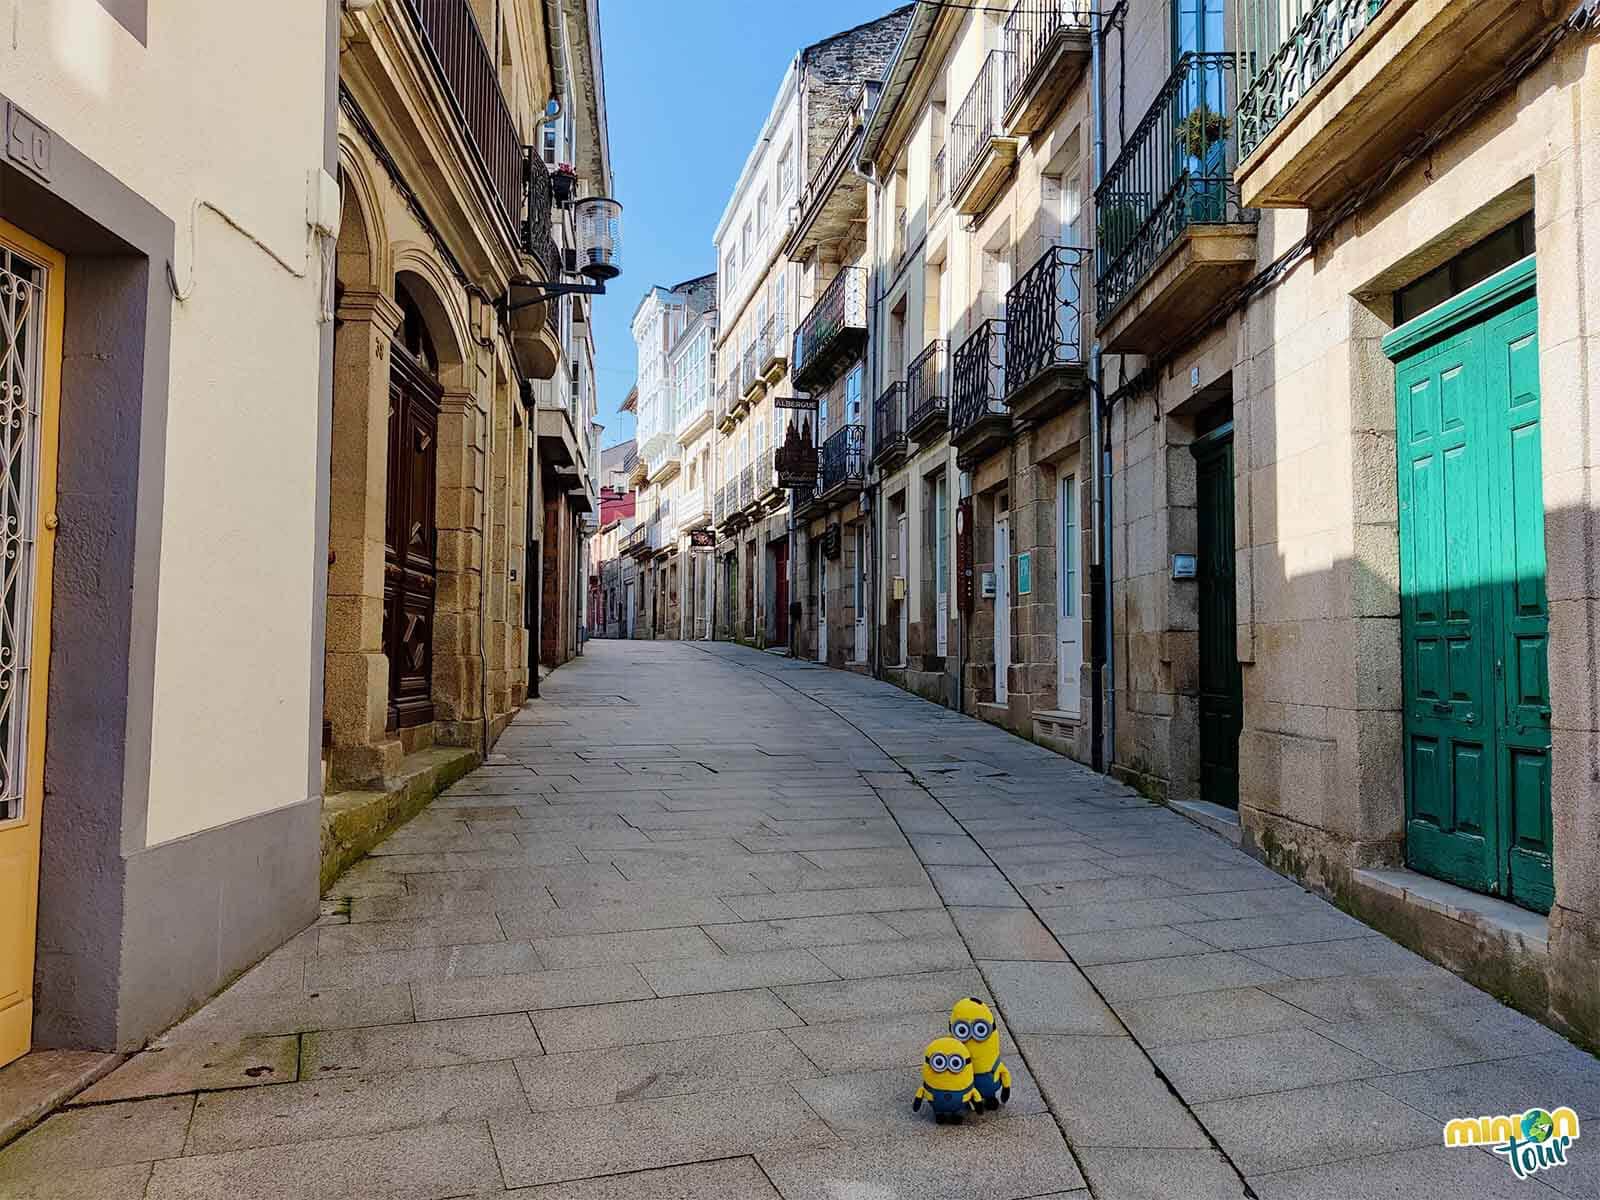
<box><xmin>757</xmin><ymin>188</ymin><xmax>770</xmax><ymax>237</ymax></box>
<box><xmin>742</xmin><ymin>217</ymin><xmax>754</xmax><ymax>262</ymax></box>
<box><xmin>778</xmin><ymin>140</ymin><xmax>795</xmax><ymax>196</ymax></box>
<box><xmin>724</xmin><ymin>250</ymin><xmax>738</xmax><ymax>290</ymax></box>
<box><xmin>1394</xmin><ymin>214</ymin><xmax>1535</xmax><ymax>325</ymax></box>
<box><xmin>775</xmin><ymin>275</ymin><xmax>787</xmax><ymax>331</ymax></box>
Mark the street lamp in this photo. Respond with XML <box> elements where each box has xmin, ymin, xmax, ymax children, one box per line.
<box><xmin>507</xmin><ymin>196</ymin><xmax>624</xmax><ymax>312</ymax></box>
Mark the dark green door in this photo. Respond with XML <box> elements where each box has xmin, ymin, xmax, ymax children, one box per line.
<box><xmin>1394</xmin><ymin>275</ymin><xmax>1551</xmax><ymax>911</ymax></box>
<box><xmin>1194</xmin><ymin>430</ymin><xmax>1242</xmax><ymax>809</ymax></box>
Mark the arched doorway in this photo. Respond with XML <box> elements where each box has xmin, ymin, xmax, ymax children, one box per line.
<box><xmin>385</xmin><ymin>280</ymin><xmax>443</xmax><ymax>731</ymax></box>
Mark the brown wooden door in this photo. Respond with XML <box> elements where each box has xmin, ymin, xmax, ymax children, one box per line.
<box><xmin>385</xmin><ymin>348</ymin><xmax>440</xmax><ymax>730</ymax></box>
<box><xmin>774</xmin><ymin>539</ymin><xmax>790</xmax><ymax>646</ymax></box>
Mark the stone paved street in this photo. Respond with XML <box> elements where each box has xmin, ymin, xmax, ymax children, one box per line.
<box><xmin>6</xmin><ymin>640</ymin><xmax>1598</xmax><ymax>1199</ymax></box>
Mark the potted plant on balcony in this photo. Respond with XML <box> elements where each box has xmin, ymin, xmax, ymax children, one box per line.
<box><xmin>1176</xmin><ymin>106</ymin><xmax>1229</xmax><ymax>163</ymax></box>
<box><xmin>552</xmin><ymin>163</ymin><xmax>578</xmax><ymax>205</ymax></box>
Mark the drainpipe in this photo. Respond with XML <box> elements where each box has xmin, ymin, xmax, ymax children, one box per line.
<box><xmin>1091</xmin><ymin>4</ymin><xmax>1116</xmax><ymax>774</ymax></box>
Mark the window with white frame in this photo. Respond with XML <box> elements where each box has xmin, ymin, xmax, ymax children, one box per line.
<box><xmin>757</xmin><ymin>188</ymin><xmax>769</xmax><ymax>237</ymax></box>
<box><xmin>778</xmin><ymin>140</ymin><xmax>794</xmax><ymax>195</ymax></box>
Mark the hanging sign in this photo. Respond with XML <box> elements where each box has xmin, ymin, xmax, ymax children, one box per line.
<box><xmin>689</xmin><ymin>529</ymin><xmax>716</xmax><ymax>548</ymax></box>
<box><xmin>774</xmin><ymin>414</ymin><xmax>819</xmax><ymax>488</ymax></box>
<box><xmin>956</xmin><ymin>498</ymin><xmax>975</xmax><ymax>613</ymax></box>
<box><xmin>773</xmin><ymin>394</ymin><xmax>818</xmax><ymax>410</ymax></box>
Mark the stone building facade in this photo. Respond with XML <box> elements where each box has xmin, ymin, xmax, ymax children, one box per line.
<box><xmin>1097</xmin><ymin>0</ymin><xmax>1600</xmax><ymax>1044</ymax></box>
<box><xmin>812</xmin><ymin>0</ymin><xmax>1600</xmax><ymax>1045</ymax></box>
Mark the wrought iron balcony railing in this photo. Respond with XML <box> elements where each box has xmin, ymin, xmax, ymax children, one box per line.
<box><xmin>931</xmin><ymin>145</ymin><xmax>947</xmax><ymax>212</ymax></box>
<box><xmin>874</xmin><ymin>383</ymin><xmax>907</xmax><ymax>465</ymax></box>
<box><xmin>622</xmin><ymin>523</ymin><xmax>650</xmax><ymax>556</ymax></box>
<box><xmin>792</xmin><ymin>267</ymin><xmax>867</xmax><ymax>392</ymax></box>
<box><xmin>906</xmin><ymin>340</ymin><xmax>948</xmax><ymax>437</ymax></box>
<box><xmin>1005</xmin><ymin>245</ymin><xmax>1090</xmax><ymax>396</ymax></box>
<box><xmin>760</xmin><ymin>314</ymin><xmax>788</xmax><ymax>376</ymax></box>
<box><xmin>739</xmin><ymin>464</ymin><xmax>756</xmax><ymax>511</ymax></box>
<box><xmin>1003</xmin><ymin>2</ymin><xmax>1091</xmax><ymax>114</ymax></box>
<box><xmin>951</xmin><ymin>321</ymin><xmax>1008</xmax><ymax>441</ymax></box>
<box><xmin>1094</xmin><ymin>52</ymin><xmax>1255</xmax><ymax>322</ymax></box>
<box><xmin>713</xmin><ymin>482</ymin><xmax>730</xmax><ymax>527</ymax></box>
<box><xmin>521</xmin><ymin>149</ymin><xmax>559</xmax><ymax>308</ymax></box>
<box><xmin>795</xmin><ymin>83</ymin><xmax>878</xmax><ymax>222</ymax></box>
<box><xmin>951</xmin><ymin>50</ymin><xmax>1008</xmax><ymax>201</ymax></box>
<box><xmin>820</xmin><ymin>424</ymin><xmax>866</xmax><ymax>495</ymax></box>
<box><xmin>741</xmin><ymin>341</ymin><xmax>763</xmax><ymax>398</ymax></box>
<box><xmin>405</xmin><ymin>0</ymin><xmax>522</xmax><ymax>227</ymax></box>
<box><xmin>1237</xmin><ymin>0</ymin><xmax>1386</xmax><ymax>160</ymax></box>
<box><xmin>893</xmin><ymin>210</ymin><xmax>908</xmax><ymax>268</ymax></box>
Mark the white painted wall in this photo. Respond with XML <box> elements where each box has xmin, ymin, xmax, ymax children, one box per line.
<box><xmin>7</xmin><ymin>0</ymin><xmax>330</xmax><ymax>843</ymax></box>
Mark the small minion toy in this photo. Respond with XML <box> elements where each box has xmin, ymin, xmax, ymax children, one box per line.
<box><xmin>913</xmin><ymin>1036</ymin><xmax>982</xmax><ymax>1124</ymax></box>
<box><xmin>951</xmin><ymin>996</ymin><xmax>1011</xmax><ymax>1110</ymax></box>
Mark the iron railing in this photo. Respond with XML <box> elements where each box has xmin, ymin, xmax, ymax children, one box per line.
<box><xmin>951</xmin><ymin>321</ymin><xmax>1008</xmax><ymax>440</ymax></box>
<box><xmin>1003</xmin><ymin>3</ymin><xmax>1092</xmax><ymax>113</ymax></box>
<box><xmin>1094</xmin><ymin>52</ymin><xmax>1255</xmax><ymax>322</ymax></box>
<box><xmin>760</xmin><ymin>314</ymin><xmax>788</xmax><ymax>374</ymax></box>
<box><xmin>717</xmin><ymin>377</ymin><xmax>739</xmax><ymax>425</ymax></box>
<box><xmin>874</xmin><ymin>382</ymin><xmax>907</xmax><ymax>463</ymax></box>
<box><xmin>405</xmin><ymin>0</ymin><xmax>522</xmax><ymax>226</ymax></box>
<box><xmin>521</xmin><ymin>148</ymin><xmax>559</xmax><ymax>294</ymax></box>
<box><xmin>741</xmin><ymin>341</ymin><xmax>763</xmax><ymax>397</ymax></box>
<box><xmin>739</xmin><ymin>464</ymin><xmax>756</xmax><ymax>510</ymax></box>
<box><xmin>1005</xmin><ymin>245</ymin><xmax>1090</xmax><ymax>395</ymax></box>
<box><xmin>820</xmin><ymin>424</ymin><xmax>866</xmax><ymax>494</ymax></box>
<box><xmin>1236</xmin><ymin>0</ymin><xmax>1386</xmax><ymax>158</ymax></box>
<box><xmin>931</xmin><ymin>145</ymin><xmax>948</xmax><ymax>212</ymax></box>
<box><xmin>622</xmin><ymin>523</ymin><xmax>649</xmax><ymax>555</ymax></box>
<box><xmin>793</xmin><ymin>267</ymin><xmax>868</xmax><ymax>391</ymax></box>
<box><xmin>894</xmin><ymin>209</ymin><xmax>908</xmax><ymax>267</ymax></box>
<box><xmin>714</xmin><ymin>482</ymin><xmax>731</xmax><ymax>526</ymax></box>
<box><xmin>951</xmin><ymin>51</ymin><xmax>1008</xmax><ymax>201</ymax></box>
<box><xmin>906</xmin><ymin>340</ymin><xmax>948</xmax><ymax>433</ymax></box>
<box><xmin>795</xmin><ymin>83</ymin><xmax>878</xmax><ymax>225</ymax></box>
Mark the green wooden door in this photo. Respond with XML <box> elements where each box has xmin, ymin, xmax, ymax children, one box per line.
<box><xmin>1194</xmin><ymin>430</ymin><xmax>1241</xmax><ymax>809</ymax></box>
<box><xmin>1393</xmin><ymin>266</ymin><xmax>1551</xmax><ymax>911</ymax></box>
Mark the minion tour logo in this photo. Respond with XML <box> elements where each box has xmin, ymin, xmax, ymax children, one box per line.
<box><xmin>1444</xmin><ymin>1106</ymin><xmax>1580</xmax><ymax>1180</ymax></box>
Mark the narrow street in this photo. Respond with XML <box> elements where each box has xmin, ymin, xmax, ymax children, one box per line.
<box><xmin>6</xmin><ymin>639</ymin><xmax>1596</xmax><ymax>1199</ymax></box>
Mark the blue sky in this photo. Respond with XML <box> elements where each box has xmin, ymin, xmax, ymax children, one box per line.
<box><xmin>591</xmin><ymin>0</ymin><xmax>900</xmax><ymax>448</ymax></box>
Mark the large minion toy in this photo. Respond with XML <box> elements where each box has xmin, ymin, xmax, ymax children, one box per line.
<box><xmin>912</xmin><ymin>1036</ymin><xmax>983</xmax><ymax>1124</ymax></box>
<box><xmin>951</xmin><ymin>996</ymin><xmax>1011</xmax><ymax>1110</ymax></box>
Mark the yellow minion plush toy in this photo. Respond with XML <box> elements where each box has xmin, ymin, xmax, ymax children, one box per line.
<box><xmin>913</xmin><ymin>1036</ymin><xmax>983</xmax><ymax>1124</ymax></box>
<box><xmin>951</xmin><ymin>996</ymin><xmax>1011</xmax><ymax>1110</ymax></box>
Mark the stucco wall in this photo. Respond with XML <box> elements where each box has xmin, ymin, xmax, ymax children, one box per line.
<box><xmin>7</xmin><ymin>0</ymin><xmax>329</xmax><ymax>843</ymax></box>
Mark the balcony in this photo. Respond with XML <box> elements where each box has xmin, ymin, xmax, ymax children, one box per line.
<box><xmin>739</xmin><ymin>464</ymin><xmax>760</xmax><ymax>514</ymax></box>
<box><xmin>950</xmin><ymin>51</ymin><xmax>1019</xmax><ymax>217</ymax></box>
<box><xmin>930</xmin><ymin>145</ymin><xmax>947</xmax><ymax>214</ymax></box>
<box><xmin>792</xmin><ymin>268</ymin><xmax>868</xmax><ymax>393</ymax></box>
<box><xmin>873</xmin><ymin>382</ymin><xmax>908</xmax><ymax>468</ymax></box>
<box><xmin>624</xmin><ymin>448</ymin><xmax>647</xmax><ymax>488</ymax></box>
<box><xmin>1235</xmin><ymin>0</ymin><xmax>1565</xmax><ymax>211</ymax></box>
<box><xmin>622</xmin><ymin>522</ymin><xmax>652</xmax><ymax>560</ymax></box>
<box><xmin>676</xmin><ymin>385</ymin><xmax>714</xmax><ymax>444</ymax></box>
<box><xmin>678</xmin><ymin>488</ymin><xmax>711</xmax><ymax>534</ymax></box>
<box><xmin>713</xmin><ymin>482</ymin><xmax>731</xmax><ymax>528</ymax></box>
<box><xmin>1004</xmin><ymin>245</ymin><xmax>1090</xmax><ymax>425</ymax></box>
<box><xmin>648</xmin><ymin>444</ymin><xmax>681</xmax><ymax>486</ymax></box>
<box><xmin>757</xmin><ymin>457</ymin><xmax>785</xmax><ymax>503</ymax></box>
<box><xmin>741</xmin><ymin>340</ymin><xmax>767</xmax><ymax>403</ymax></box>
<box><xmin>404</xmin><ymin>0</ymin><xmax>522</xmax><ymax>228</ymax></box>
<box><xmin>819</xmin><ymin>424</ymin><xmax>866</xmax><ymax>502</ymax></box>
<box><xmin>716</xmin><ymin>377</ymin><xmax>743</xmax><ymax>434</ymax></box>
<box><xmin>1002</xmin><ymin>3</ymin><xmax>1092</xmax><ymax>136</ymax></box>
<box><xmin>951</xmin><ymin>321</ymin><xmax>1010</xmax><ymax>466</ymax></box>
<box><xmin>759</xmin><ymin>315</ymin><xmax>788</xmax><ymax>383</ymax></box>
<box><xmin>509</xmin><ymin>150</ymin><xmax>562</xmax><ymax>379</ymax></box>
<box><xmin>786</xmin><ymin>83</ymin><xmax>879</xmax><ymax>262</ymax></box>
<box><xmin>905</xmin><ymin>340</ymin><xmax>949</xmax><ymax>441</ymax></box>
<box><xmin>1094</xmin><ymin>52</ymin><xmax>1258</xmax><ymax>354</ymax></box>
